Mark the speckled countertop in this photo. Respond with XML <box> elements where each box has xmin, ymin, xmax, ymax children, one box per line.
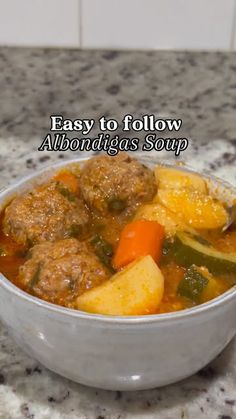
<box><xmin>0</xmin><ymin>47</ymin><xmax>236</xmax><ymax>419</ymax></box>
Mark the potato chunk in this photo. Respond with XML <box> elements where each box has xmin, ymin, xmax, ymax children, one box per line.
<box><xmin>155</xmin><ymin>166</ymin><xmax>207</xmax><ymax>194</ymax></box>
<box><xmin>76</xmin><ymin>256</ymin><xmax>164</xmax><ymax>316</ymax></box>
<box><xmin>135</xmin><ymin>203</ymin><xmax>194</xmax><ymax>237</ymax></box>
<box><xmin>157</xmin><ymin>189</ymin><xmax>228</xmax><ymax>230</ymax></box>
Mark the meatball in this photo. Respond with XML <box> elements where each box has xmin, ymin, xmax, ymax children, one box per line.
<box><xmin>19</xmin><ymin>238</ymin><xmax>110</xmax><ymax>306</ymax></box>
<box><xmin>80</xmin><ymin>153</ymin><xmax>157</xmax><ymax>214</ymax></box>
<box><xmin>3</xmin><ymin>181</ymin><xmax>89</xmax><ymax>246</ymax></box>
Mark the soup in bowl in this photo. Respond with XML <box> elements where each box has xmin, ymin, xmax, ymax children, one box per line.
<box><xmin>0</xmin><ymin>153</ymin><xmax>235</xmax><ymax>390</ymax></box>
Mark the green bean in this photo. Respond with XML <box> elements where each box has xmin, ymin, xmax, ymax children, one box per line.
<box><xmin>90</xmin><ymin>235</ymin><xmax>114</xmax><ymax>271</ymax></box>
<box><xmin>29</xmin><ymin>264</ymin><xmax>41</xmax><ymax>289</ymax></box>
<box><xmin>68</xmin><ymin>224</ymin><xmax>82</xmax><ymax>238</ymax></box>
<box><xmin>107</xmin><ymin>197</ymin><xmax>126</xmax><ymax>214</ymax></box>
<box><xmin>57</xmin><ymin>184</ymin><xmax>76</xmax><ymax>202</ymax></box>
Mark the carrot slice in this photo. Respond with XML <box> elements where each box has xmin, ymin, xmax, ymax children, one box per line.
<box><xmin>113</xmin><ymin>219</ymin><xmax>165</xmax><ymax>269</ymax></box>
<box><xmin>54</xmin><ymin>170</ymin><xmax>79</xmax><ymax>194</ymax></box>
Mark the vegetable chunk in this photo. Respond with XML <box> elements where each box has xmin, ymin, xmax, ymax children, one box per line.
<box><xmin>113</xmin><ymin>219</ymin><xmax>165</xmax><ymax>269</ymax></box>
<box><xmin>135</xmin><ymin>203</ymin><xmax>194</xmax><ymax>237</ymax></box>
<box><xmin>54</xmin><ymin>170</ymin><xmax>80</xmax><ymax>194</ymax></box>
<box><xmin>178</xmin><ymin>265</ymin><xmax>227</xmax><ymax>303</ymax></box>
<box><xmin>178</xmin><ymin>265</ymin><xmax>209</xmax><ymax>303</ymax></box>
<box><xmin>174</xmin><ymin>232</ymin><xmax>236</xmax><ymax>275</ymax></box>
<box><xmin>76</xmin><ymin>255</ymin><xmax>164</xmax><ymax>315</ymax></box>
<box><xmin>157</xmin><ymin>189</ymin><xmax>228</xmax><ymax>229</ymax></box>
<box><xmin>155</xmin><ymin>166</ymin><xmax>207</xmax><ymax>193</ymax></box>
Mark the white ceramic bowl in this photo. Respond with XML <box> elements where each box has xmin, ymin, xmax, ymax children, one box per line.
<box><xmin>0</xmin><ymin>157</ymin><xmax>235</xmax><ymax>391</ymax></box>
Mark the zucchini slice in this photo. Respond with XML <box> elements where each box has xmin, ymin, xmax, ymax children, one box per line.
<box><xmin>178</xmin><ymin>265</ymin><xmax>225</xmax><ymax>303</ymax></box>
<box><xmin>178</xmin><ymin>265</ymin><xmax>209</xmax><ymax>302</ymax></box>
<box><xmin>174</xmin><ymin>232</ymin><xmax>236</xmax><ymax>274</ymax></box>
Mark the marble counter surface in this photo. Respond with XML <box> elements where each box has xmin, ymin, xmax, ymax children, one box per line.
<box><xmin>0</xmin><ymin>47</ymin><xmax>235</xmax><ymax>419</ymax></box>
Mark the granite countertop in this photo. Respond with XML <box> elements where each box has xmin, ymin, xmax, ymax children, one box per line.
<box><xmin>0</xmin><ymin>47</ymin><xmax>236</xmax><ymax>419</ymax></box>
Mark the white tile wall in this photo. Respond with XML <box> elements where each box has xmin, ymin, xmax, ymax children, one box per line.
<box><xmin>0</xmin><ymin>0</ymin><xmax>80</xmax><ymax>47</ymax></box>
<box><xmin>0</xmin><ymin>0</ymin><xmax>236</xmax><ymax>50</ymax></box>
<box><xmin>81</xmin><ymin>0</ymin><xmax>235</xmax><ymax>50</ymax></box>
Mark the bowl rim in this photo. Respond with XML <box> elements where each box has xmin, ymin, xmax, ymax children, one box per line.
<box><xmin>0</xmin><ymin>155</ymin><xmax>236</xmax><ymax>325</ymax></box>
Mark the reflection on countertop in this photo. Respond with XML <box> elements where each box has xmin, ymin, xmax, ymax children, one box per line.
<box><xmin>0</xmin><ymin>46</ymin><xmax>235</xmax><ymax>419</ymax></box>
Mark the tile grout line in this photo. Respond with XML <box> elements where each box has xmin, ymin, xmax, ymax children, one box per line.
<box><xmin>230</xmin><ymin>0</ymin><xmax>236</xmax><ymax>49</ymax></box>
<box><xmin>79</xmin><ymin>0</ymin><xmax>83</xmax><ymax>48</ymax></box>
